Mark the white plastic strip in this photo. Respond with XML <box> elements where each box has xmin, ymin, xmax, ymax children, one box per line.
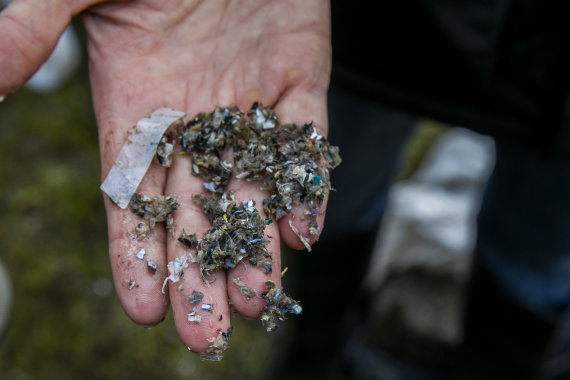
<box><xmin>100</xmin><ymin>108</ymin><xmax>186</xmax><ymax>208</ymax></box>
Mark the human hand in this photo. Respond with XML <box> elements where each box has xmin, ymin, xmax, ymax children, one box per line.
<box><xmin>0</xmin><ymin>0</ymin><xmax>331</xmax><ymax>354</ymax></box>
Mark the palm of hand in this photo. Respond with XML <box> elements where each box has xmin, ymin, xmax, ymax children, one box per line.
<box><xmin>83</xmin><ymin>0</ymin><xmax>330</xmax><ymax>352</ymax></box>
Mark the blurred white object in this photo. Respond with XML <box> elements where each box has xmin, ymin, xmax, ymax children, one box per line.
<box><xmin>367</xmin><ymin>127</ymin><xmax>496</xmax><ymax>289</ymax></box>
<box><xmin>25</xmin><ymin>25</ymin><xmax>81</xmax><ymax>93</ymax></box>
<box><xmin>0</xmin><ymin>258</ymin><xmax>12</xmax><ymax>339</ymax></box>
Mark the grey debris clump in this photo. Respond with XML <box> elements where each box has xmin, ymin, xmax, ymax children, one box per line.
<box><xmin>232</xmin><ymin>277</ymin><xmax>258</xmax><ymax>300</ymax></box>
<box><xmin>179</xmin><ymin>106</ymin><xmax>242</xmax><ymax>154</ymax></box>
<box><xmin>189</xmin><ymin>193</ymin><xmax>272</xmax><ymax>282</ymax></box>
<box><xmin>260</xmin><ymin>280</ymin><xmax>302</xmax><ymax>332</ymax></box>
<box><xmin>190</xmin><ymin>153</ymin><xmax>233</xmax><ymax>193</ymax></box>
<box><xmin>156</xmin><ymin>136</ymin><xmax>175</xmax><ymax>167</ymax></box>
<box><xmin>129</xmin><ymin>193</ymin><xmax>179</xmax><ymax>233</ymax></box>
<box><xmin>134</xmin><ymin>222</ymin><xmax>151</xmax><ymax>238</ymax></box>
<box><xmin>188</xmin><ymin>290</ymin><xmax>204</xmax><ymax>305</ymax></box>
<box><xmin>234</xmin><ymin>103</ymin><xmax>342</xmax><ymax>233</ymax></box>
<box><xmin>178</xmin><ymin>103</ymin><xmax>341</xmax><ymax>236</ymax></box>
<box><xmin>199</xmin><ymin>327</ymin><xmax>233</xmax><ymax>362</ymax></box>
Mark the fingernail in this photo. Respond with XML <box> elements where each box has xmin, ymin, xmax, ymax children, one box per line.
<box><xmin>0</xmin><ymin>95</ymin><xmax>6</xmax><ymax>103</ymax></box>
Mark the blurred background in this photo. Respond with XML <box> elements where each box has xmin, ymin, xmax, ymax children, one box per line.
<box><xmin>0</xmin><ymin>18</ymin><xmax>497</xmax><ymax>380</ymax></box>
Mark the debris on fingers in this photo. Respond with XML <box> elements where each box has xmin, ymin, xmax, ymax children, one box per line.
<box><xmin>190</xmin><ymin>153</ymin><xmax>233</xmax><ymax>193</ymax></box>
<box><xmin>288</xmin><ymin>218</ymin><xmax>312</xmax><ymax>252</ymax></box>
<box><xmin>199</xmin><ymin>327</ymin><xmax>233</xmax><ymax>362</ymax></box>
<box><xmin>232</xmin><ymin>277</ymin><xmax>258</xmax><ymax>300</ymax></box>
<box><xmin>260</xmin><ymin>280</ymin><xmax>302</xmax><ymax>332</ymax></box>
<box><xmin>188</xmin><ymin>290</ymin><xmax>204</xmax><ymax>305</ymax></box>
<box><xmin>146</xmin><ymin>258</ymin><xmax>157</xmax><ymax>273</ymax></box>
<box><xmin>191</xmin><ymin>193</ymin><xmax>272</xmax><ymax>281</ymax></box>
<box><xmin>134</xmin><ymin>222</ymin><xmax>151</xmax><ymax>238</ymax></box>
<box><xmin>100</xmin><ymin>104</ymin><xmax>341</xmax><ymax>359</ymax></box>
<box><xmin>129</xmin><ymin>193</ymin><xmax>179</xmax><ymax>233</ymax></box>
<box><xmin>161</xmin><ymin>254</ymin><xmax>189</xmax><ymax>293</ymax></box>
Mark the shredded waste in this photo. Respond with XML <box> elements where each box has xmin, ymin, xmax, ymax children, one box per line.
<box><xmin>162</xmin><ymin>254</ymin><xmax>189</xmax><ymax>293</ymax></box>
<box><xmin>259</xmin><ymin>280</ymin><xmax>302</xmax><ymax>332</ymax></box>
<box><xmin>188</xmin><ymin>193</ymin><xmax>272</xmax><ymax>282</ymax></box>
<box><xmin>232</xmin><ymin>277</ymin><xmax>258</xmax><ymax>300</ymax></box>
<box><xmin>134</xmin><ymin>222</ymin><xmax>151</xmax><ymax>238</ymax></box>
<box><xmin>102</xmin><ymin>103</ymin><xmax>341</xmax><ymax>361</ymax></box>
<box><xmin>178</xmin><ymin>103</ymin><xmax>341</xmax><ymax>237</ymax></box>
<box><xmin>129</xmin><ymin>193</ymin><xmax>179</xmax><ymax>233</ymax></box>
<box><xmin>200</xmin><ymin>327</ymin><xmax>233</xmax><ymax>362</ymax></box>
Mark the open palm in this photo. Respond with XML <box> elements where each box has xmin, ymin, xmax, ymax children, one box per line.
<box><xmin>1</xmin><ymin>0</ymin><xmax>330</xmax><ymax>354</ymax></box>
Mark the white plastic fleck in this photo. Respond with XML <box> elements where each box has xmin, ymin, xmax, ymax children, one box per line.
<box><xmin>162</xmin><ymin>253</ymin><xmax>189</xmax><ymax>293</ymax></box>
<box><xmin>135</xmin><ymin>248</ymin><xmax>146</xmax><ymax>260</ymax></box>
<box><xmin>288</xmin><ymin>219</ymin><xmax>312</xmax><ymax>252</ymax></box>
<box><xmin>187</xmin><ymin>312</ymin><xmax>202</xmax><ymax>323</ymax></box>
<box><xmin>201</xmin><ymin>303</ymin><xmax>213</xmax><ymax>312</ymax></box>
<box><xmin>0</xmin><ymin>94</ymin><xmax>6</xmax><ymax>103</ymax></box>
<box><xmin>100</xmin><ymin>108</ymin><xmax>186</xmax><ymax>209</ymax></box>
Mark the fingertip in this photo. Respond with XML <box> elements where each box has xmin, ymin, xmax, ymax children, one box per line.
<box><xmin>278</xmin><ymin>205</ymin><xmax>325</xmax><ymax>251</ymax></box>
<box><xmin>227</xmin><ymin>263</ymin><xmax>280</xmax><ymax>319</ymax></box>
<box><xmin>117</xmin><ymin>283</ymin><xmax>169</xmax><ymax>327</ymax></box>
<box><xmin>0</xmin><ymin>0</ymin><xmax>72</xmax><ymax>94</ymax></box>
<box><xmin>179</xmin><ymin>322</ymin><xmax>232</xmax><ymax>353</ymax></box>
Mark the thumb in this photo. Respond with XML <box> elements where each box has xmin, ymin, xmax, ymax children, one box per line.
<box><xmin>0</xmin><ymin>0</ymin><xmax>102</xmax><ymax>95</ymax></box>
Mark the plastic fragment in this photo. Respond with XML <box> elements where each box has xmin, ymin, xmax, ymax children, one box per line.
<box><xmin>156</xmin><ymin>136</ymin><xmax>174</xmax><ymax>167</ymax></box>
<box><xmin>0</xmin><ymin>94</ymin><xmax>6</xmax><ymax>103</ymax></box>
<box><xmin>187</xmin><ymin>312</ymin><xmax>202</xmax><ymax>324</ymax></box>
<box><xmin>162</xmin><ymin>254</ymin><xmax>189</xmax><ymax>293</ymax></box>
<box><xmin>178</xmin><ymin>230</ymin><xmax>198</xmax><ymax>248</ymax></box>
<box><xmin>199</xmin><ymin>327</ymin><xmax>233</xmax><ymax>362</ymax></box>
<box><xmin>135</xmin><ymin>248</ymin><xmax>146</xmax><ymax>260</ymax></box>
<box><xmin>232</xmin><ymin>277</ymin><xmax>257</xmax><ymax>299</ymax></box>
<box><xmin>188</xmin><ymin>290</ymin><xmax>204</xmax><ymax>305</ymax></box>
<box><xmin>288</xmin><ymin>219</ymin><xmax>312</xmax><ymax>252</ymax></box>
<box><xmin>100</xmin><ymin>108</ymin><xmax>186</xmax><ymax>208</ymax></box>
<box><xmin>201</xmin><ymin>303</ymin><xmax>213</xmax><ymax>312</ymax></box>
<box><xmin>134</xmin><ymin>222</ymin><xmax>151</xmax><ymax>238</ymax></box>
<box><xmin>146</xmin><ymin>258</ymin><xmax>157</xmax><ymax>273</ymax></box>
